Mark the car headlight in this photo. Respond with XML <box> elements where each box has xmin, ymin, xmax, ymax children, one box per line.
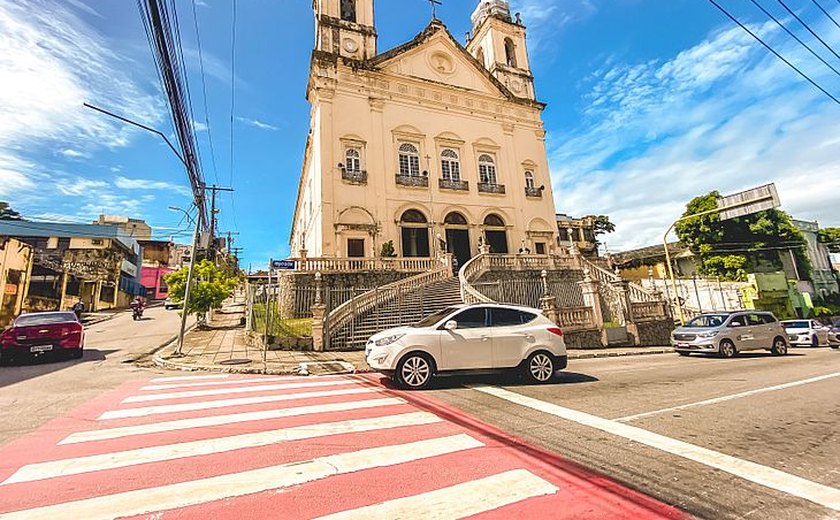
<box><xmin>375</xmin><ymin>334</ymin><xmax>405</xmax><ymax>347</ymax></box>
<box><xmin>696</xmin><ymin>331</ymin><xmax>718</xmax><ymax>339</ymax></box>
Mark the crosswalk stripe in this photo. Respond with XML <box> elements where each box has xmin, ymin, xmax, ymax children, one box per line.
<box><xmin>60</xmin><ymin>397</ymin><xmax>406</xmax><ymax>445</ymax></box>
<box><xmin>315</xmin><ymin>469</ymin><xmax>559</xmax><ymax>519</ymax></box>
<box><xmin>149</xmin><ymin>374</ymin><xmax>230</xmax><ymax>383</ymax></box>
<box><xmin>0</xmin><ymin>434</ymin><xmax>484</xmax><ymax>520</ymax></box>
<box><xmin>3</xmin><ymin>412</ymin><xmax>442</xmax><ymax>485</ymax></box>
<box><xmin>141</xmin><ymin>375</ymin><xmax>344</xmax><ymax>391</ymax></box>
<box><xmin>98</xmin><ymin>387</ymin><xmax>377</xmax><ymax>420</ymax></box>
<box><xmin>123</xmin><ymin>379</ymin><xmax>352</xmax><ymax>403</ymax></box>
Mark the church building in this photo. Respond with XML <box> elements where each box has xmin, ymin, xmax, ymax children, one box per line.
<box><xmin>290</xmin><ymin>0</ymin><xmax>560</xmax><ymax>267</ymax></box>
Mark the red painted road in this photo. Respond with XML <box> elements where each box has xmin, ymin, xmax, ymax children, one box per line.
<box><xmin>0</xmin><ymin>373</ymin><xmax>690</xmax><ymax>519</ymax></box>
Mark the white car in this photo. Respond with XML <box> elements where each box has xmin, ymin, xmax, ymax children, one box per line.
<box><xmin>365</xmin><ymin>303</ymin><xmax>568</xmax><ymax>390</ymax></box>
<box><xmin>782</xmin><ymin>319</ymin><xmax>831</xmax><ymax>347</ymax></box>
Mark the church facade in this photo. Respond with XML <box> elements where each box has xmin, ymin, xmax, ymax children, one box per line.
<box><xmin>290</xmin><ymin>0</ymin><xmax>560</xmax><ymax>267</ymax></box>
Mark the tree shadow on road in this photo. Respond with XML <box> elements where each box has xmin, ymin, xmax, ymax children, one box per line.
<box><xmin>0</xmin><ymin>349</ymin><xmax>118</xmax><ymax>388</ymax></box>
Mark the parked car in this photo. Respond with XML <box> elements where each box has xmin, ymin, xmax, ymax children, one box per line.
<box><xmin>671</xmin><ymin>311</ymin><xmax>788</xmax><ymax>358</ymax></box>
<box><xmin>0</xmin><ymin>311</ymin><xmax>84</xmax><ymax>364</ymax></box>
<box><xmin>782</xmin><ymin>319</ymin><xmax>831</xmax><ymax>347</ymax></box>
<box><xmin>830</xmin><ymin>319</ymin><xmax>840</xmax><ymax>349</ymax></box>
<box><xmin>365</xmin><ymin>303</ymin><xmax>567</xmax><ymax>390</ymax></box>
<box><xmin>164</xmin><ymin>298</ymin><xmax>182</xmax><ymax>310</ymax></box>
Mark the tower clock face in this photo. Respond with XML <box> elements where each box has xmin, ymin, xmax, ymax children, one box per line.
<box><xmin>342</xmin><ymin>38</ymin><xmax>359</xmax><ymax>53</ymax></box>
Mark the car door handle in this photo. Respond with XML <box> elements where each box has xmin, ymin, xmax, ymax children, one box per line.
<box><xmin>481</xmin><ymin>336</ymin><xmax>490</xmax><ymax>341</ymax></box>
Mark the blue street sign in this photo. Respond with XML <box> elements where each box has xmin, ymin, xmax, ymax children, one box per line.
<box><xmin>271</xmin><ymin>260</ymin><xmax>296</xmax><ymax>270</ymax></box>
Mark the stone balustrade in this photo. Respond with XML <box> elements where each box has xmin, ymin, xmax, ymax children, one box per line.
<box><xmin>290</xmin><ymin>257</ymin><xmax>438</xmax><ymax>273</ymax></box>
<box><xmin>557</xmin><ymin>306</ymin><xmax>596</xmax><ymax>331</ymax></box>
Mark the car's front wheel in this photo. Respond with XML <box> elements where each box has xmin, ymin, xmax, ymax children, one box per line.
<box><xmin>771</xmin><ymin>337</ymin><xmax>787</xmax><ymax>356</ymax></box>
<box><xmin>395</xmin><ymin>353</ymin><xmax>434</xmax><ymax>390</ymax></box>
<box><xmin>718</xmin><ymin>339</ymin><xmax>737</xmax><ymax>358</ymax></box>
<box><xmin>524</xmin><ymin>351</ymin><xmax>556</xmax><ymax>384</ymax></box>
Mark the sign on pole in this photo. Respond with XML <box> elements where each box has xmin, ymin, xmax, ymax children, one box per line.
<box><xmin>271</xmin><ymin>260</ymin><xmax>296</xmax><ymax>270</ymax></box>
<box><xmin>717</xmin><ymin>183</ymin><xmax>780</xmax><ymax>221</ymax></box>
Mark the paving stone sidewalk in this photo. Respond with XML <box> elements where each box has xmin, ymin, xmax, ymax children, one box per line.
<box><xmin>154</xmin><ymin>306</ymin><xmax>673</xmax><ymax>375</ymax></box>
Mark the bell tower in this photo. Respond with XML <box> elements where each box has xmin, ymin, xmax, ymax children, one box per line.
<box><xmin>313</xmin><ymin>0</ymin><xmax>377</xmax><ymax>60</ymax></box>
<box><xmin>466</xmin><ymin>0</ymin><xmax>535</xmax><ymax>100</ymax></box>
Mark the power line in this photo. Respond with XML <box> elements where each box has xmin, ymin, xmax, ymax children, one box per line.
<box><xmin>707</xmin><ymin>0</ymin><xmax>840</xmax><ymax>105</ymax></box>
<box><xmin>775</xmin><ymin>0</ymin><xmax>840</xmax><ymax>62</ymax></box>
<box><xmin>190</xmin><ymin>0</ymin><xmax>220</xmax><ymax>185</ymax></box>
<box><xmin>228</xmin><ymin>0</ymin><xmax>240</xmax><ymax>234</ymax></box>
<box><xmin>748</xmin><ymin>0</ymin><xmax>840</xmax><ymax>77</ymax></box>
<box><xmin>810</xmin><ymin>0</ymin><xmax>840</xmax><ymax>31</ymax></box>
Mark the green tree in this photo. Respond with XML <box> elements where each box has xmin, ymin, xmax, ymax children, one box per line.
<box><xmin>379</xmin><ymin>240</ymin><xmax>396</xmax><ymax>257</ymax></box>
<box><xmin>164</xmin><ymin>260</ymin><xmax>239</xmax><ymax>325</ymax></box>
<box><xmin>674</xmin><ymin>192</ymin><xmax>809</xmax><ymax>282</ymax></box>
<box><xmin>818</xmin><ymin>227</ymin><xmax>840</xmax><ymax>253</ymax></box>
<box><xmin>591</xmin><ymin>215</ymin><xmax>616</xmax><ymax>236</ymax></box>
<box><xmin>0</xmin><ymin>202</ymin><xmax>22</xmax><ymax>221</ymax></box>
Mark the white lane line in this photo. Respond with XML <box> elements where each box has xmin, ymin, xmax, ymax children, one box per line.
<box><xmin>141</xmin><ymin>375</ymin><xmax>346</xmax><ymax>391</ymax></box>
<box><xmin>617</xmin><ymin>371</ymin><xmax>840</xmax><ymax>422</ymax></box>
<box><xmin>315</xmin><ymin>469</ymin><xmax>558</xmax><ymax>520</ymax></box>
<box><xmin>150</xmin><ymin>374</ymin><xmax>230</xmax><ymax>383</ymax></box>
<box><xmin>3</xmin><ymin>412</ymin><xmax>441</xmax><ymax>485</ymax></box>
<box><xmin>475</xmin><ymin>386</ymin><xmax>840</xmax><ymax>512</ymax></box>
<box><xmin>98</xmin><ymin>387</ymin><xmax>378</xmax><ymax>420</ymax></box>
<box><xmin>123</xmin><ymin>379</ymin><xmax>352</xmax><ymax>403</ymax></box>
<box><xmin>61</xmin><ymin>397</ymin><xmax>406</xmax><ymax>445</ymax></box>
<box><xmin>0</xmin><ymin>434</ymin><xmax>483</xmax><ymax>520</ymax></box>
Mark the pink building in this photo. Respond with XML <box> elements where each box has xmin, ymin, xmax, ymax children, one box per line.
<box><xmin>140</xmin><ymin>266</ymin><xmax>174</xmax><ymax>300</ymax></box>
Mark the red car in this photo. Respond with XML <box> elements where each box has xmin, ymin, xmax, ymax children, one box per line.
<box><xmin>0</xmin><ymin>311</ymin><xmax>85</xmax><ymax>364</ymax></box>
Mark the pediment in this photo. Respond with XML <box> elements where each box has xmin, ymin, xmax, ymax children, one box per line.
<box><xmin>374</xmin><ymin>24</ymin><xmax>509</xmax><ymax>98</ymax></box>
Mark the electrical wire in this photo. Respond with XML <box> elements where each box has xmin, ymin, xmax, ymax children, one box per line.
<box><xmin>228</xmin><ymin>0</ymin><xmax>240</xmax><ymax>234</ymax></box>
<box><xmin>810</xmin><ymin>0</ymin><xmax>840</xmax><ymax>31</ymax></box>
<box><xmin>707</xmin><ymin>0</ymin><xmax>840</xmax><ymax>104</ymax></box>
<box><xmin>190</xmin><ymin>0</ymin><xmax>219</xmax><ymax>186</ymax></box>
<box><xmin>749</xmin><ymin>0</ymin><xmax>840</xmax><ymax>77</ymax></box>
<box><xmin>775</xmin><ymin>0</ymin><xmax>840</xmax><ymax>62</ymax></box>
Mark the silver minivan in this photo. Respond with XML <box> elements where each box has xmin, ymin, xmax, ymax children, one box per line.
<box><xmin>671</xmin><ymin>311</ymin><xmax>788</xmax><ymax>358</ymax></box>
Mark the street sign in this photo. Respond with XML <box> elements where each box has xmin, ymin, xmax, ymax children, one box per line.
<box><xmin>717</xmin><ymin>183</ymin><xmax>780</xmax><ymax>221</ymax></box>
<box><xmin>271</xmin><ymin>260</ymin><xmax>296</xmax><ymax>270</ymax></box>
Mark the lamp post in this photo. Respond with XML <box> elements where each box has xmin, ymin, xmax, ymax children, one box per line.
<box><xmin>169</xmin><ymin>206</ymin><xmax>201</xmax><ymax>357</ymax></box>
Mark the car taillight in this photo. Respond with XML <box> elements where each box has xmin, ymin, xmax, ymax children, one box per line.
<box><xmin>0</xmin><ymin>330</ymin><xmax>13</xmax><ymax>347</ymax></box>
<box><xmin>547</xmin><ymin>327</ymin><xmax>564</xmax><ymax>337</ymax></box>
<box><xmin>62</xmin><ymin>324</ymin><xmax>82</xmax><ymax>336</ymax></box>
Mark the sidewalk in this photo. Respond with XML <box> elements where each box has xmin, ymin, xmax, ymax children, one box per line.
<box><xmin>154</xmin><ymin>306</ymin><xmax>673</xmax><ymax>375</ymax></box>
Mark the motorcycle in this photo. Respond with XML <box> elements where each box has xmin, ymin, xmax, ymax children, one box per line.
<box><xmin>130</xmin><ymin>303</ymin><xmax>144</xmax><ymax>321</ymax></box>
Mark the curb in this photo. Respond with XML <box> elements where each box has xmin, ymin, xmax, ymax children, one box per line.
<box><xmin>129</xmin><ymin>323</ymin><xmax>198</xmax><ymax>365</ymax></box>
<box><xmin>150</xmin><ymin>347</ymin><xmax>674</xmax><ymax>376</ymax></box>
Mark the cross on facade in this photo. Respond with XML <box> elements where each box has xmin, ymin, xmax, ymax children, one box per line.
<box><xmin>427</xmin><ymin>0</ymin><xmax>442</xmax><ymax>20</ymax></box>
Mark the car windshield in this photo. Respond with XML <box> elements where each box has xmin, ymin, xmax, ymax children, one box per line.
<box><xmin>411</xmin><ymin>306</ymin><xmax>461</xmax><ymax>328</ymax></box>
<box><xmin>684</xmin><ymin>314</ymin><xmax>728</xmax><ymax>328</ymax></box>
<box><xmin>15</xmin><ymin>313</ymin><xmax>78</xmax><ymax>327</ymax></box>
<box><xmin>783</xmin><ymin>321</ymin><xmax>809</xmax><ymax>329</ymax></box>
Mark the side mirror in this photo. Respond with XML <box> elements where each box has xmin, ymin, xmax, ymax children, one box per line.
<box><xmin>444</xmin><ymin>320</ymin><xmax>458</xmax><ymax>331</ymax></box>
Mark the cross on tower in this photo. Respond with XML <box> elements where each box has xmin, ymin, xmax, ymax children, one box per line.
<box><xmin>427</xmin><ymin>0</ymin><xmax>442</xmax><ymax>20</ymax></box>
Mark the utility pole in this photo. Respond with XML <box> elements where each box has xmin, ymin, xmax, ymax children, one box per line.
<box><xmin>204</xmin><ymin>185</ymin><xmax>234</xmax><ymax>260</ymax></box>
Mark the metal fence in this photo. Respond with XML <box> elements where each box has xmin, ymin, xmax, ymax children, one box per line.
<box><xmin>472</xmin><ymin>279</ymin><xmax>584</xmax><ymax>309</ymax></box>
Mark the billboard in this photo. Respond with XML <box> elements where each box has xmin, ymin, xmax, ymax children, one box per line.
<box><xmin>717</xmin><ymin>183</ymin><xmax>780</xmax><ymax>221</ymax></box>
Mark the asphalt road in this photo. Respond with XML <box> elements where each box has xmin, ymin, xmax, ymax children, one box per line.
<box><xmin>422</xmin><ymin>347</ymin><xmax>840</xmax><ymax>520</ymax></box>
<box><xmin>0</xmin><ymin>305</ymin><xmax>186</xmax><ymax>445</ymax></box>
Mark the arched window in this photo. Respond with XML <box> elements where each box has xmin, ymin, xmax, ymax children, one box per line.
<box><xmin>478</xmin><ymin>154</ymin><xmax>497</xmax><ymax>185</ymax></box>
<box><xmin>504</xmin><ymin>38</ymin><xmax>517</xmax><ymax>68</ymax></box>
<box><xmin>444</xmin><ymin>212</ymin><xmax>468</xmax><ymax>226</ymax></box>
<box><xmin>398</xmin><ymin>143</ymin><xmax>420</xmax><ymax>177</ymax></box>
<box><xmin>524</xmin><ymin>170</ymin><xmax>535</xmax><ymax>189</ymax></box>
<box><xmin>400</xmin><ymin>209</ymin><xmax>428</xmax><ymax>224</ymax></box>
<box><xmin>345</xmin><ymin>149</ymin><xmax>361</xmax><ymax>173</ymax></box>
<box><xmin>484</xmin><ymin>214</ymin><xmax>505</xmax><ymax>227</ymax></box>
<box><xmin>440</xmin><ymin>149</ymin><xmax>461</xmax><ymax>181</ymax></box>
<box><xmin>340</xmin><ymin>0</ymin><xmax>356</xmax><ymax>22</ymax></box>
<box><xmin>476</xmin><ymin>47</ymin><xmax>486</xmax><ymax>68</ymax></box>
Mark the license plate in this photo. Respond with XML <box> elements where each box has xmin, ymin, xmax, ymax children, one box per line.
<box><xmin>676</xmin><ymin>343</ymin><xmax>691</xmax><ymax>348</ymax></box>
<box><xmin>30</xmin><ymin>345</ymin><xmax>53</xmax><ymax>353</ymax></box>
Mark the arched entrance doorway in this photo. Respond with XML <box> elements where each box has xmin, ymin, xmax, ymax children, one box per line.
<box><xmin>444</xmin><ymin>212</ymin><xmax>471</xmax><ymax>267</ymax></box>
<box><xmin>400</xmin><ymin>209</ymin><xmax>430</xmax><ymax>257</ymax></box>
<box><xmin>484</xmin><ymin>214</ymin><xmax>509</xmax><ymax>253</ymax></box>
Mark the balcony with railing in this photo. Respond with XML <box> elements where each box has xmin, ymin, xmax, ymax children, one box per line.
<box><xmin>341</xmin><ymin>169</ymin><xmax>367</xmax><ymax>185</ymax></box>
<box><xmin>395</xmin><ymin>174</ymin><xmax>429</xmax><ymax>188</ymax></box>
<box><xmin>524</xmin><ymin>186</ymin><xmax>542</xmax><ymax>198</ymax></box>
<box><xmin>438</xmin><ymin>178</ymin><xmax>469</xmax><ymax>192</ymax></box>
<box><xmin>478</xmin><ymin>182</ymin><xmax>505</xmax><ymax>194</ymax></box>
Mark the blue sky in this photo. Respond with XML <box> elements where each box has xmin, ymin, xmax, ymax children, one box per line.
<box><xmin>1</xmin><ymin>0</ymin><xmax>839</xmax><ymax>269</ymax></box>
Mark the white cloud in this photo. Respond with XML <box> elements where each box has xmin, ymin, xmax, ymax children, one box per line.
<box><xmin>59</xmin><ymin>148</ymin><xmax>89</xmax><ymax>159</ymax></box>
<box><xmin>114</xmin><ymin>176</ymin><xmax>192</xmax><ymax>197</ymax></box>
<box><xmin>0</xmin><ymin>0</ymin><xmax>165</xmax><ymax>192</ymax></box>
<box><xmin>57</xmin><ymin>177</ymin><xmax>108</xmax><ymax>196</ymax></box>
<box><xmin>551</xmin><ymin>15</ymin><xmax>840</xmax><ymax>252</ymax></box>
<box><xmin>509</xmin><ymin>0</ymin><xmax>596</xmax><ymax>51</ymax></box>
<box><xmin>192</xmin><ymin>120</ymin><xmax>208</xmax><ymax>132</ymax></box>
<box><xmin>237</xmin><ymin>117</ymin><xmax>278</xmax><ymax>131</ymax></box>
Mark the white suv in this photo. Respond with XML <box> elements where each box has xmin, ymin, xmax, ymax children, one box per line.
<box><xmin>365</xmin><ymin>303</ymin><xmax>567</xmax><ymax>390</ymax></box>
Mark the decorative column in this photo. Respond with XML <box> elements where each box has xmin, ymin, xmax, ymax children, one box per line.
<box><xmin>310</xmin><ymin>272</ymin><xmax>327</xmax><ymax>351</ymax></box>
<box><xmin>540</xmin><ymin>294</ymin><xmax>559</xmax><ymax>325</ymax></box>
<box><xmin>610</xmin><ymin>278</ymin><xmax>640</xmax><ymax>345</ymax></box>
<box><xmin>577</xmin><ymin>268</ymin><xmax>606</xmax><ymax>345</ymax></box>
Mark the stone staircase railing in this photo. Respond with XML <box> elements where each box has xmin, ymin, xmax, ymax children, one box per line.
<box><xmin>580</xmin><ymin>258</ymin><xmax>659</xmax><ymax>303</ymax></box>
<box><xmin>289</xmin><ymin>256</ymin><xmax>438</xmax><ymax>273</ymax></box>
<box><xmin>325</xmin><ymin>255</ymin><xmax>453</xmax><ymax>348</ymax></box>
<box><xmin>458</xmin><ymin>252</ymin><xmax>582</xmax><ymax>304</ymax></box>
